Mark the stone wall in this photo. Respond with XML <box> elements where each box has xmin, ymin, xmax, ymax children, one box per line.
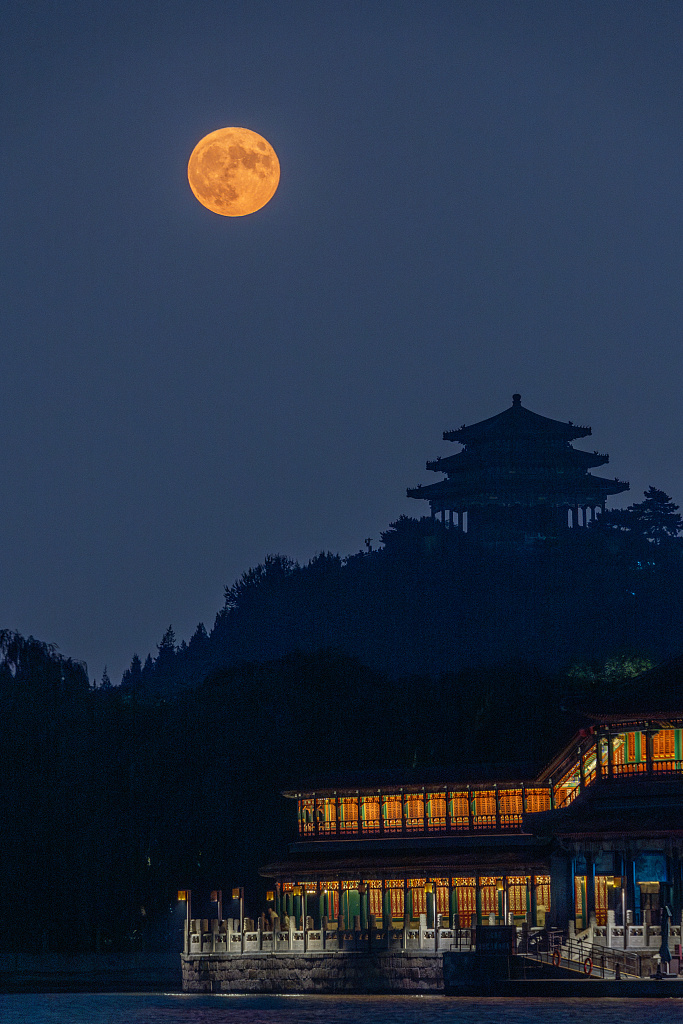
<box><xmin>182</xmin><ymin>951</ymin><xmax>444</xmax><ymax>994</ymax></box>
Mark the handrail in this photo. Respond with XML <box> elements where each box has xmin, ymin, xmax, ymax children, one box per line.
<box><xmin>561</xmin><ymin>936</ymin><xmax>643</xmax><ymax>978</ymax></box>
<box><xmin>524</xmin><ymin>932</ymin><xmax>644</xmax><ymax>978</ymax></box>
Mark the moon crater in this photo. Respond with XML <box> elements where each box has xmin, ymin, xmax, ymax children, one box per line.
<box><xmin>188</xmin><ymin>128</ymin><xmax>280</xmax><ymax>217</ymax></box>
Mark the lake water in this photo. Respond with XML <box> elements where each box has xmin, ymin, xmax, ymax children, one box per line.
<box><xmin>0</xmin><ymin>993</ymin><xmax>681</xmax><ymax>1024</ymax></box>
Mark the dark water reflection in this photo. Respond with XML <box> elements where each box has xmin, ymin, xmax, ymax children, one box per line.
<box><xmin>1</xmin><ymin>993</ymin><xmax>681</xmax><ymax>1024</ymax></box>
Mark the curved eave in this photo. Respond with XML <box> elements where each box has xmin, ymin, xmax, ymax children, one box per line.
<box><xmin>407</xmin><ymin>474</ymin><xmax>629</xmax><ymax>505</ymax></box>
<box><xmin>426</xmin><ymin>450</ymin><xmax>610</xmax><ymax>474</ymax></box>
<box><xmin>443</xmin><ymin>403</ymin><xmax>592</xmax><ymax>445</ymax></box>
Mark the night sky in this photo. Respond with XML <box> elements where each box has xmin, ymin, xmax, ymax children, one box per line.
<box><xmin>2</xmin><ymin>2</ymin><xmax>683</xmax><ymax>683</ymax></box>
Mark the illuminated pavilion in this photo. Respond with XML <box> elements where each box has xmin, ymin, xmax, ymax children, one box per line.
<box><xmin>407</xmin><ymin>394</ymin><xmax>629</xmax><ymax>542</ymax></box>
<box><xmin>261</xmin><ymin>704</ymin><xmax>683</xmax><ymax>940</ymax></box>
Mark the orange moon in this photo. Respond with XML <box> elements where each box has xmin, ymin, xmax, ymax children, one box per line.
<box><xmin>187</xmin><ymin>127</ymin><xmax>280</xmax><ymax>217</ymax></box>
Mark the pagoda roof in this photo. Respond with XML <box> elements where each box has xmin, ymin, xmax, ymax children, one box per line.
<box><xmin>426</xmin><ymin>446</ymin><xmax>609</xmax><ymax>475</ymax></box>
<box><xmin>444</xmin><ymin>394</ymin><xmax>591</xmax><ymax>445</ymax></box>
<box><xmin>407</xmin><ymin>471</ymin><xmax>629</xmax><ymax>507</ymax></box>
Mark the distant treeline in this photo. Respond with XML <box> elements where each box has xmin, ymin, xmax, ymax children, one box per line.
<box><xmin>123</xmin><ymin>497</ymin><xmax>683</xmax><ymax>692</ymax></box>
<box><xmin>0</xmin><ymin>629</ymin><xmax>662</xmax><ymax>954</ymax></box>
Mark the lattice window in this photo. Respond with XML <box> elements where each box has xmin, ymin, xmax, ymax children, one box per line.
<box><xmin>535</xmin><ymin>875</ymin><xmax>551</xmax><ymax>913</ymax></box>
<box><xmin>408</xmin><ymin>879</ymin><xmax>426</xmax><ymax>917</ymax></box>
<box><xmin>454</xmin><ymin>881</ymin><xmax>476</xmax><ymax>923</ymax></box>
<box><xmin>627</xmin><ymin>731</ymin><xmax>636</xmax><ymax>762</ymax></box>
<box><xmin>360</xmin><ymin>795</ymin><xmax>380</xmax><ymax>831</ymax></box>
<box><xmin>426</xmin><ymin>792</ymin><xmax>447</xmax><ymax>831</ymax></box>
<box><xmin>599</xmin><ymin>736</ymin><xmax>608</xmax><ymax>768</ymax></box>
<box><xmin>554</xmin><ymin>761</ymin><xmax>580</xmax><ymax>808</ymax></box>
<box><xmin>386</xmin><ymin>880</ymin><xmax>404</xmax><ymax>919</ymax></box>
<box><xmin>472</xmin><ymin>789</ymin><xmax>496</xmax><ymax>828</ymax></box>
<box><xmin>653</xmin><ymin>729</ymin><xmax>675</xmax><ymax>759</ymax></box>
<box><xmin>525</xmin><ymin>788</ymin><xmax>551</xmax><ymax>813</ymax></box>
<box><xmin>316</xmin><ymin>797</ymin><xmax>336</xmax><ymax>834</ymax></box>
<box><xmin>479</xmin><ymin>879</ymin><xmax>499</xmax><ymax>916</ymax></box>
<box><xmin>449</xmin><ymin>791</ymin><xmax>469</xmax><ymax>830</ymax></box>
<box><xmin>582</xmin><ymin>745</ymin><xmax>597</xmax><ymax>785</ymax></box>
<box><xmin>430</xmin><ymin>878</ymin><xmax>449</xmax><ymax>916</ymax></box>
<box><xmin>404</xmin><ymin>793</ymin><xmax>424</xmax><ymax>832</ymax></box>
<box><xmin>298</xmin><ymin>798</ymin><xmax>315</xmax><ymax>834</ymax></box>
<box><xmin>613</xmin><ymin>732</ymin><xmax>645</xmax><ymax>774</ymax></box>
<box><xmin>595</xmin><ymin>876</ymin><xmax>609</xmax><ymax>926</ymax></box>
<box><xmin>339</xmin><ymin>796</ymin><xmax>359</xmax><ymax>833</ymax></box>
<box><xmin>575</xmin><ymin>876</ymin><xmax>586</xmax><ymax>923</ymax></box>
<box><xmin>499</xmin><ymin>788</ymin><xmax>522</xmax><ymax>827</ymax></box>
<box><xmin>342</xmin><ymin>880</ymin><xmax>360</xmax><ymax>890</ymax></box>
<box><xmin>324</xmin><ymin>887</ymin><xmax>338</xmax><ymax>919</ymax></box>
<box><xmin>498</xmin><ymin>790</ymin><xmax>522</xmax><ymax>815</ymax></box>
<box><xmin>366</xmin><ymin>880</ymin><xmax>382</xmax><ymax>918</ymax></box>
<box><xmin>382</xmin><ymin>794</ymin><xmax>402</xmax><ymax>832</ymax></box>
<box><xmin>612</xmin><ymin>733</ymin><xmax>625</xmax><ymax>764</ymax></box>
<box><xmin>507</xmin><ymin>877</ymin><xmax>528</xmax><ymax>916</ymax></box>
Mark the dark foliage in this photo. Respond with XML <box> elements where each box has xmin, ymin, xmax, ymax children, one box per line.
<box><xmin>128</xmin><ymin>510</ymin><xmax>683</xmax><ymax>694</ymax></box>
<box><xmin>0</xmin><ymin>628</ymin><xmax>664</xmax><ymax>955</ymax></box>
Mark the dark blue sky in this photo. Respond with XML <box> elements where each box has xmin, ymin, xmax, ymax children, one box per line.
<box><xmin>2</xmin><ymin>1</ymin><xmax>683</xmax><ymax>682</ymax></box>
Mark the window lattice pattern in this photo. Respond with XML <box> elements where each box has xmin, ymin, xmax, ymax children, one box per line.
<box><xmin>404</xmin><ymin>794</ymin><xmax>424</xmax><ymax>831</ymax></box>
<box><xmin>360</xmin><ymin>795</ymin><xmax>380</xmax><ymax>831</ymax></box>
<box><xmin>339</xmin><ymin>796</ymin><xmax>359</xmax><ymax>832</ymax></box>
<box><xmin>382</xmin><ymin>794</ymin><xmax>402</xmax><ymax>831</ymax></box>
<box><xmin>449</xmin><ymin>791</ymin><xmax>469</xmax><ymax>830</ymax></box>
<box><xmin>525</xmin><ymin>788</ymin><xmax>551</xmax><ymax>813</ymax></box>
<box><xmin>535</xmin><ymin>876</ymin><xmax>551</xmax><ymax>913</ymax></box>
<box><xmin>653</xmin><ymin>729</ymin><xmax>675</xmax><ymax>759</ymax></box>
<box><xmin>427</xmin><ymin>792</ymin><xmax>447</xmax><ymax>830</ymax></box>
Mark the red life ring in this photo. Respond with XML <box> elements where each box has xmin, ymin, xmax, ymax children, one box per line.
<box><xmin>551</xmin><ymin>949</ymin><xmax>561</xmax><ymax>968</ymax></box>
<box><xmin>583</xmin><ymin>957</ymin><xmax>592</xmax><ymax>976</ymax></box>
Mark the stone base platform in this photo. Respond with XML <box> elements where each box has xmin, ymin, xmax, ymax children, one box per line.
<box><xmin>181</xmin><ymin>951</ymin><xmax>443</xmax><ymax>994</ymax></box>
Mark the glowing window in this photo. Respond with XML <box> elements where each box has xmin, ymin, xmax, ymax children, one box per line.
<box><xmin>382</xmin><ymin>794</ymin><xmax>402</xmax><ymax>831</ymax></box>
<box><xmin>316</xmin><ymin>797</ymin><xmax>336</xmax><ymax>834</ymax></box>
<box><xmin>339</xmin><ymin>796</ymin><xmax>358</xmax><ymax>833</ymax></box>
<box><xmin>653</xmin><ymin>729</ymin><xmax>675</xmax><ymax>759</ymax></box>
<box><xmin>449</xmin><ymin>791</ymin><xmax>469</xmax><ymax>830</ymax></box>
<box><xmin>427</xmin><ymin>791</ymin><xmax>447</xmax><ymax>831</ymax></box>
<box><xmin>404</xmin><ymin>793</ymin><xmax>424</xmax><ymax>831</ymax></box>
<box><xmin>360</xmin><ymin>795</ymin><xmax>380</xmax><ymax>831</ymax></box>
<box><xmin>525</xmin><ymin>788</ymin><xmax>551</xmax><ymax>813</ymax></box>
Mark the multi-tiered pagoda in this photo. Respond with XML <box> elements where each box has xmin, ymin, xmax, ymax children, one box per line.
<box><xmin>407</xmin><ymin>394</ymin><xmax>628</xmax><ymax>542</ymax></box>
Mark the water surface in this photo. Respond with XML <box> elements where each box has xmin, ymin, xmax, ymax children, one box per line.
<box><xmin>1</xmin><ymin>994</ymin><xmax>681</xmax><ymax>1024</ymax></box>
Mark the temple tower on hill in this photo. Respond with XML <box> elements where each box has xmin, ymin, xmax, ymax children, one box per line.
<box><xmin>407</xmin><ymin>394</ymin><xmax>629</xmax><ymax>542</ymax></box>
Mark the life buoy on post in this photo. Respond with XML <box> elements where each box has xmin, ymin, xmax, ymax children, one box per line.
<box><xmin>551</xmin><ymin>949</ymin><xmax>561</xmax><ymax>968</ymax></box>
<box><xmin>583</xmin><ymin>957</ymin><xmax>593</xmax><ymax>976</ymax></box>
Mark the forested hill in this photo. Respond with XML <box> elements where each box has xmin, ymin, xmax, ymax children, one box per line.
<box><xmin>122</xmin><ymin>503</ymin><xmax>683</xmax><ymax>692</ymax></box>
<box><xmin>0</xmin><ymin>631</ymin><xmax>655</xmax><ymax>953</ymax></box>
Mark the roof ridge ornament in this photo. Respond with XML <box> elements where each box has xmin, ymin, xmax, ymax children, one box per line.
<box><xmin>512</xmin><ymin>393</ymin><xmax>521</xmax><ymax>405</ymax></box>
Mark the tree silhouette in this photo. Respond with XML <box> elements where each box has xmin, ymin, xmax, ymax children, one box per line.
<box><xmin>629</xmin><ymin>487</ymin><xmax>683</xmax><ymax>543</ymax></box>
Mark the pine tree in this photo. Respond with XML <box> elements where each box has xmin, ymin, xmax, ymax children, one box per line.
<box><xmin>122</xmin><ymin>653</ymin><xmax>142</xmax><ymax>688</ymax></box>
<box><xmin>156</xmin><ymin>625</ymin><xmax>176</xmax><ymax>665</ymax></box>
<box><xmin>628</xmin><ymin>487</ymin><xmax>683</xmax><ymax>543</ymax></box>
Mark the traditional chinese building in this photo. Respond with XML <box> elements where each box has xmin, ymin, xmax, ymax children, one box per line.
<box><xmin>261</xmin><ymin>708</ymin><xmax>683</xmax><ymax>942</ymax></box>
<box><xmin>407</xmin><ymin>394</ymin><xmax>629</xmax><ymax>542</ymax></box>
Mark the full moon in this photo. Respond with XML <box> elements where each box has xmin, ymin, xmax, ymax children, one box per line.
<box><xmin>187</xmin><ymin>127</ymin><xmax>280</xmax><ymax>217</ymax></box>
